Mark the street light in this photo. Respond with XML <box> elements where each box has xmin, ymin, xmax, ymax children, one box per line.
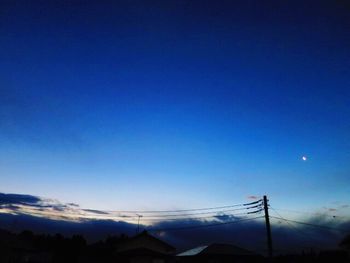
<box><xmin>136</xmin><ymin>214</ymin><xmax>143</xmax><ymax>234</ymax></box>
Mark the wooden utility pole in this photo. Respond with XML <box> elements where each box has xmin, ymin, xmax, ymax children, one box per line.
<box><xmin>263</xmin><ymin>195</ymin><xmax>273</xmax><ymax>259</ymax></box>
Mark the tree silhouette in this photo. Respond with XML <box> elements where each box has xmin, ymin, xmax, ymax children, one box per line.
<box><xmin>339</xmin><ymin>234</ymin><xmax>350</xmax><ymax>250</ymax></box>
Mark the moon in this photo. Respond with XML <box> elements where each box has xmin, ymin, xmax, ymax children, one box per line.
<box><xmin>302</xmin><ymin>156</ymin><xmax>307</xmax><ymax>161</ymax></box>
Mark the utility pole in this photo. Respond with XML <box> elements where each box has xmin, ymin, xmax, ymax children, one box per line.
<box><xmin>263</xmin><ymin>195</ymin><xmax>273</xmax><ymax>259</ymax></box>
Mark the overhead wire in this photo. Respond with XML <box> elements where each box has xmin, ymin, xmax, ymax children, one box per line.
<box><xmin>270</xmin><ymin>216</ymin><xmax>350</xmax><ymax>232</ymax></box>
<box><xmin>103</xmin><ymin>200</ymin><xmax>263</xmax><ymax>214</ymax></box>
<box><xmin>269</xmin><ymin>207</ymin><xmax>326</xmax><ymax>246</ymax></box>
<box><xmin>135</xmin><ymin>206</ymin><xmax>262</xmax><ymax>218</ymax></box>
<box><xmin>272</xmin><ymin>207</ymin><xmax>350</xmax><ymax>220</ymax></box>
<box><xmin>7</xmin><ymin>204</ymin><xmax>261</xmax><ymax>218</ymax></box>
<box><xmin>0</xmin><ymin>200</ymin><xmax>263</xmax><ymax>223</ymax></box>
<box><xmin>138</xmin><ymin>211</ymin><xmax>259</xmax><ymax>222</ymax></box>
<box><xmin>147</xmin><ymin>216</ymin><xmax>264</xmax><ymax>232</ymax></box>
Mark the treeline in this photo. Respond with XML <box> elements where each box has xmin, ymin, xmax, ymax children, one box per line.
<box><xmin>0</xmin><ymin>229</ymin><xmax>129</xmax><ymax>263</ymax></box>
<box><xmin>0</xmin><ymin>228</ymin><xmax>349</xmax><ymax>263</ymax></box>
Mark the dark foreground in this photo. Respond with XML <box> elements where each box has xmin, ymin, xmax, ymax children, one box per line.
<box><xmin>0</xmin><ymin>229</ymin><xmax>349</xmax><ymax>263</ymax></box>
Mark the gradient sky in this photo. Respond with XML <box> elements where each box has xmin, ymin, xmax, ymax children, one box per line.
<box><xmin>1</xmin><ymin>1</ymin><xmax>349</xmax><ymax>214</ymax></box>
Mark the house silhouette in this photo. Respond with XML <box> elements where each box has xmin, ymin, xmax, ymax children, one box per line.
<box><xmin>114</xmin><ymin>230</ymin><xmax>176</xmax><ymax>263</ymax></box>
<box><xmin>177</xmin><ymin>243</ymin><xmax>262</xmax><ymax>263</ymax></box>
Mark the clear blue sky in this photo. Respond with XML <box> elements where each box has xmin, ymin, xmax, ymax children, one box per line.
<box><xmin>1</xmin><ymin>1</ymin><xmax>349</xmax><ymax>213</ymax></box>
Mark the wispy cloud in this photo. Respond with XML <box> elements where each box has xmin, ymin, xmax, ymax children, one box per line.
<box><xmin>82</xmin><ymin>209</ymin><xmax>109</xmax><ymax>215</ymax></box>
<box><xmin>0</xmin><ymin>193</ymin><xmax>134</xmax><ymax>223</ymax></box>
<box><xmin>247</xmin><ymin>195</ymin><xmax>260</xmax><ymax>200</ymax></box>
<box><xmin>0</xmin><ymin>193</ymin><xmax>349</xmax><ymax>253</ymax></box>
<box><xmin>0</xmin><ymin>193</ymin><xmax>41</xmax><ymax>205</ymax></box>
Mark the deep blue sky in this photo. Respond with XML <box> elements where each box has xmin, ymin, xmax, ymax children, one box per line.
<box><xmin>1</xmin><ymin>1</ymin><xmax>349</xmax><ymax>213</ymax></box>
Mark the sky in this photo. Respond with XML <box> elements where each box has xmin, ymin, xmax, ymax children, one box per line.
<box><xmin>1</xmin><ymin>0</ymin><xmax>350</xmax><ymax>220</ymax></box>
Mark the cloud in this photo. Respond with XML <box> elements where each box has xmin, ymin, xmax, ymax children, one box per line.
<box><xmin>0</xmin><ymin>192</ymin><xmax>349</xmax><ymax>254</ymax></box>
<box><xmin>0</xmin><ymin>193</ymin><xmax>96</xmax><ymax>221</ymax></box>
<box><xmin>0</xmin><ymin>212</ymin><xmax>137</xmax><ymax>242</ymax></box>
<box><xmin>0</xmin><ymin>210</ymin><xmax>346</xmax><ymax>253</ymax></box>
<box><xmin>67</xmin><ymin>203</ymin><xmax>80</xmax><ymax>207</ymax></box>
<box><xmin>0</xmin><ymin>193</ymin><xmax>139</xmax><ymax>223</ymax></box>
<box><xmin>247</xmin><ymin>195</ymin><xmax>260</xmax><ymax>200</ymax></box>
<box><xmin>0</xmin><ymin>204</ymin><xmax>20</xmax><ymax>210</ymax></box>
<box><xmin>83</xmin><ymin>209</ymin><xmax>109</xmax><ymax>215</ymax></box>
<box><xmin>0</xmin><ymin>193</ymin><xmax>41</xmax><ymax>205</ymax></box>
<box><xmin>0</xmin><ymin>193</ymin><xmax>83</xmax><ymax>218</ymax></box>
<box><xmin>213</xmin><ymin>214</ymin><xmax>239</xmax><ymax>222</ymax></box>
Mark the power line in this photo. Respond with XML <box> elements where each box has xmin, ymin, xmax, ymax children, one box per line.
<box><xmin>9</xmin><ymin>205</ymin><xmax>260</xmax><ymax>219</ymax></box>
<box><xmin>33</xmin><ymin>202</ymin><xmax>261</xmax><ymax>219</ymax></box>
<box><xmin>270</xmin><ymin>216</ymin><xmax>350</xmax><ymax>232</ymax></box>
<box><xmin>61</xmin><ymin>211</ymin><xmax>255</xmax><ymax>222</ymax></box>
<box><xmin>18</xmin><ymin>208</ymin><xmax>262</xmax><ymax>223</ymax></box>
<box><xmin>137</xmin><ymin>206</ymin><xmax>261</xmax><ymax>218</ymax></box>
<box><xmin>147</xmin><ymin>216</ymin><xmax>264</xmax><ymax>232</ymax></box>
<box><xmin>104</xmin><ymin>200</ymin><xmax>262</xmax><ymax>214</ymax></box>
<box><xmin>244</xmin><ymin>200</ymin><xmax>263</xmax><ymax>206</ymax></box>
<box><xmin>140</xmin><ymin>211</ymin><xmax>259</xmax><ymax>222</ymax></box>
<box><xmin>270</xmin><ymin>207</ymin><xmax>325</xmax><ymax>245</ymax></box>
<box><xmin>272</xmin><ymin>208</ymin><xmax>350</xmax><ymax>220</ymax></box>
<box><xmin>1</xmin><ymin>201</ymin><xmax>263</xmax><ymax>222</ymax></box>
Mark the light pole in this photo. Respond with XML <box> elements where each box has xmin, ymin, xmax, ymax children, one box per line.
<box><xmin>136</xmin><ymin>214</ymin><xmax>143</xmax><ymax>234</ymax></box>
